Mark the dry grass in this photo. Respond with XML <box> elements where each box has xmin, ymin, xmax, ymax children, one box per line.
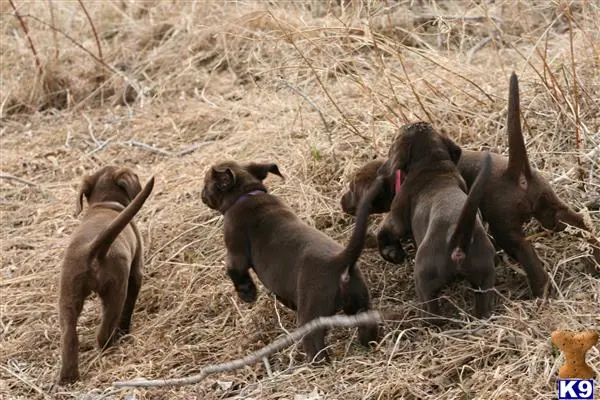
<box><xmin>1</xmin><ymin>1</ymin><xmax>599</xmax><ymax>399</ymax></box>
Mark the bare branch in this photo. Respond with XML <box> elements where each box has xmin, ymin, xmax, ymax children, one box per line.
<box><xmin>77</xmin><ymin>0</ymin><xmax>103</xmax><ymax>62</ymax></box>
<box><xmin>0</xmin><ymin>172</ymin><xmax>37</xmax><ymax>187</ymax></box>
<box><xmin>113</xmin><ymin>311</ymin><xmax>381</xmax><ymax>388</ymax></box>
<box><xmin>122</xmin><ymin>140</ymin><xmax>172</xmax><ymax>157</ymax></box>
<box><xmin>8</xmin><ymin>0</ymin><xmax>43</xmax><ymax>75</ymax></box>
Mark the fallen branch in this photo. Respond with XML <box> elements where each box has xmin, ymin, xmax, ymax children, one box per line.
<box><xmin>113</xmin><ymin>310</ymin><xmax>381</xmax><ymax>388</ymax></box>
<box><xmin>122</xmin><ymin>140</ymin><xmax>206</xmax><ymax>157</ymax></box>
<box><xmin>0</xmin><ymin>172</ymin><xmax>37</xmax><ymax>186</ymax></box>
<box><xmin>122</xmin><ymin>140</ymin><xmax>172</xmax><ymax>157</ymax></box>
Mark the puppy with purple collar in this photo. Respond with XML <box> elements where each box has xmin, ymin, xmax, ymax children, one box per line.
<box><xmin>201</xmin><ymin>161</ymin><xmax>383</xmax><ymax>363</ymax></box>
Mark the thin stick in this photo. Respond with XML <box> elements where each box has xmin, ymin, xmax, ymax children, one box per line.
<box><xmin>47</xmin><ymin>0</ymin><xmax>59</xmax><ymax>61</ymax></box>
<box><xmin>270</xmin><ymin>12</ymin><xmax>367</xmax><ymax>142</ymax></box>
<box><xmin>20</xmin><ymin>13</ymin><xmax>117</xmax><ymax>74</ymax></box>
<box><xmin>77</xmin><ymin>0</ymin><xmax>103</xmax><ymax>62</ymax></box>
<box><xmin>8</xmin><ymin>0</ymin><xmax>43</xmax><ymax>75</ymax></box>
<box><xmin>279</xmin><ymin>78</ymin><xmax>331</xmax><ymax>137</ymax></box>
<box><xmin>113</xmin><ymin>311</ymin><xmax>381</xmax><ymax>388</ymax></box>
<box><xmin>0</xmin><ymin>365</ymin><xmax>51</xmax><ymax>399</ymax></box>
<box><xmin>122</xmin><ymin>140</ymin><xmax>172</xmax><ymax>157</ymax></box>
<box><xmin>0</xmin><ymin>172</ymin><xmax>37</xmax><ymax>186</ymax></box>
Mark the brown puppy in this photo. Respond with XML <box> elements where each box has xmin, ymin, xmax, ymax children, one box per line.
<box><xmin>376</xmin><ymin>122</ymin><xmax>496</xmax><ymax>321</ymax></box>
<box><xmin>201</xmin><ymin>161</ymin><xmax>383</xmax><ymax>362</ymax></box>
<box><xmin>342</xmin><ymin>73</ymin><xmax>596</xmax><ymax>297</ymax></box>
<box><xmin>341</xmin><ymin>159</ymin><xmax>395</xmax><ymax>216</ymax></box>
<box><xmin>58</xmin><ymin>166</ymin><xmax>154</xmax><ymax>384</ymax></box>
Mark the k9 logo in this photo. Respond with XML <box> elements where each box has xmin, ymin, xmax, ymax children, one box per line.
<box><xmin>557</xmin><ymin>379</ymin><xmax>595</xmax><ymax>400</ymax></box>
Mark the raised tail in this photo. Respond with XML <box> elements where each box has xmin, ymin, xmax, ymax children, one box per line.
<box><xmin>88</xmin><ymin>176</ymin><xmax>155</xmax><ymax>262</ymax></box>
<box><xmin>449</xmin><ymin>152</ymin><xmax>492</xmax><ymax>263</ymax></box>
<box><xmin>336</xmin><ymin>176</ymin><xmax>385</xmax><ymax>281</ymax></box>
<box><xmin>506</xmin><ymin>72</ymin><xmax>531</xmax><ymax>185</ymax></box>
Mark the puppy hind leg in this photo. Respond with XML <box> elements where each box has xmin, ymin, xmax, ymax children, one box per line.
<box><xmin>119</xmin><ymin>264</ymin><xmax>142</xmax><ymax>335</ymax></box>
<box><xmin>467</xmin><ymin>266</ymin><xmax>495</xmax><ymax>319</ymax></box>
<box><xmin>493</xmin><ymin>228</ymin><xmax>549</xmax><ymax>298</ymax></box>
<box><xmin>297</xmin><ymin>296</ymin><xmax>337</xmax><ymax>363</ymax></box>
<box><xmin>58</xmin><ymin>280</ymin><xmax>87</xmax><ymax>384</ymax></box>
<box><xmin>415</xmin><ymin>265</ymin><xmax>446</xmax><ymax>326</ymax></box>
<box><xmin>97</xmin><ymin>279</ymin><xmax>127</xmax><ymax>350</ymax></box>
<box><xmin>341</xmin><ymin>276</ymin><xmax>378</xmax><ymax>347</ymax></box>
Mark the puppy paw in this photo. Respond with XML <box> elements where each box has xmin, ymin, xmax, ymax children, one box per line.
<box><xmin>237</xmin><ymin>283</ymin><xmax>257</xmax><ymax>303</ymax></box>
<box><xmin>58</xmin><ymin>371</ymin><xmax>79</xmax><ymax>385</ymax></box>
<box><xmin>380</xmin><ymin>244</ymin><xmax>406</xmax><ymax>264</ymax></box>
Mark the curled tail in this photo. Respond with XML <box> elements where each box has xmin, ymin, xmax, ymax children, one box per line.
<box><xmin>449</xmin><ymin>153</ymin><xmax>492</xmax><ymax>263</ymax></box>
<box><xmin>88</xmin><ymin>176</ymin><xmax>155</xmax><ymax>262</ymax></box>
<box><xmin>337</xmin><ymin>176</ymin><xmax>385</xmax><ymax>285</ymax></box>
<box><xmin>506</xmin><ymin>72</ymin><xmax>531</xmax><ymax>188</ymax></box>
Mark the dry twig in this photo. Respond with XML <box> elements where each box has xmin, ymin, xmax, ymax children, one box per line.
<box><xmin>113</xmin><ymin>311</ymin><xmax>381</xmax><ymax>388</ymax></box>
<box><xmin>8</xmin><ymin>0</ymin><xmax>43</xmax><ymax>75</ymax></box>
<box><xmin>0</xmin><ymin>172</ymin><xmax>37</xmax><ymax>186</ymax></box>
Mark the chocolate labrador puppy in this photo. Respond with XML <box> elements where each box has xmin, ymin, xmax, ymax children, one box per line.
<box><xmin>376</xmin><ymin>122</ymin><xmax>496</xmax><ymax>321</ymax></box>
<box><xmin>341</xmin><ymin>73</ymin><xmax>597</xmax><ymax>297</ymax></box>
<box><xmin>201</xmin><ymin>161</ymin><xmax>383</xmax><ymax>362</ymax></box>
<box><xmin>58</xmin><ymin>166</ymin><xmax>154</xmax><ymax>384</ymax></box>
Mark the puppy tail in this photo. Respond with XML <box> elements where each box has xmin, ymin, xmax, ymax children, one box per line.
<box><xmin>506</xmin><ymin>72</ymin><xmax>531</xmax><ymax>188</ymax></box>
<box><xmin>449</xmin><ymin>153</ymin><xmax>492</xmax><ymax>263</ymax></box>
<box><xmin>88</xmin><ymin>176</ymin><xmax>155</xmax><ymax>261</ymax></box>
<box><xmin>337</xmin><ymin>176</ymin><xmax>385</xmax><ymax>280</ymax></box>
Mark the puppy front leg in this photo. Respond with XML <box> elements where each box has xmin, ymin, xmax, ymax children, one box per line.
<box><xmin>226</xmin><ymin>253</ymin><xmax>257</xmax><ymax>303</ymax></box>
<box><xmin>377</xmin><ymin>213</ymin><xmax>409</xmax><ymax>264</ymax></box>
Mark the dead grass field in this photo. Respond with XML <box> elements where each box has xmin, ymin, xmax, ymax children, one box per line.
<box><xmin>1</xmin><ymin>1</ymin><xmax>599</xmax><ymax>399</ymax></box>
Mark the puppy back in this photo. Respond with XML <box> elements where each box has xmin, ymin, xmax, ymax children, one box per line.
<box><xmin>87</xmin><ymin>176</ymin><xmax>155</xmax><ymax>262</ymax></box>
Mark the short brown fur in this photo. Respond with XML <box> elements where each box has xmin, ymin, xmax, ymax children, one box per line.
<box><xmin>58</xmin><ymin>166</ymin><xmax>154</xmax><ymax>384</ymax></box>
<box><xmin>341</xmin><ymin>73</ymin><xmax>598</xmax><ymax>298</ymax></box>
<box><xmin>376</xmin><ymin>123</ymin><xmax>496</xmax><ymax>322</ymax></box>
<box><xmin>201</xmin><ymin>161</ymin><xmax>383</xmax><ymax>362</ymax></box>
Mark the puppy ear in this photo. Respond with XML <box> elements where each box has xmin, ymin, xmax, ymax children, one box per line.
<box><xmin>213</xmin><ymin>166</ymin><xmax>236</xmax><ymax>191</ymax></box>
<box><xmin>441</xmin><ymin>136</ymin><xmax>462</xmax><ymax>164</ymax></box>
<box><xmin>75</xmin><ymin>169</ymin><xmax>105</xmax><ymax>216</ymax></box>
<box><xmin>246</xmin><ymin>163</ymin><xmax>284</xmax><ymax>181</ymax></box>
<box><xmin>114</xmin><ymin>169</ymin><xmax>142</xmax><ymax>200</ymax></box>
<box><xmin>75</xmin><ymin>175</ymin><xmax>96</xmax><ymax>216</ymax></box>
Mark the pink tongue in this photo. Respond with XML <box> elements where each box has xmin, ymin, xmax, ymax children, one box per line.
<box><xmin>395</xmin><ymin>169</ymin><xmax>402</xmax><ymax>194</ymax></box>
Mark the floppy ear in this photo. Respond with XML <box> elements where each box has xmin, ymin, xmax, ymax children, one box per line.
<box><xmin>213</xmin><ymin>166</ymin><xmax>236</xmax><ymax>191</ymax></box>
<box><xmin>114</xmin><ymin>169</ymin><xmax>142</xmax><ymax>200</ymax></box>
<box><xmin>74</xmin><ymin>173</ymin><xmax>97</xmax><ymax>216</ymax></box>
<box><xmin>391</xmin><ymin>140</ymin><xmax>412</xmax><ymax>172</ymax></box>
<box><xmin>441</xmin><ymin>136</ymin><xmax>462</xmax><ymax>164</ymax></box>
<box><xmin>246</xmin><ymin>163</ymin><xmax>284</xmax><ymax>181</ymax></box>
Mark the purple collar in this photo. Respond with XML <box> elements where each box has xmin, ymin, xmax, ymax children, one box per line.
<box><xmin>233</xmin><ymin>189</ymin><xmax>266</xmax><ymax>206</ymax></box>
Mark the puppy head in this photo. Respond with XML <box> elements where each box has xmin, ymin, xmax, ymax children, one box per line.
<box><xmin>201</xmin><ymin>161</ymin><xmax>283</xmax><ymax>213</ymax></box>
<box><xmin>75</xmin><ymin>166</ymin><xmax>142</xmax><ymax>215</ymax></box>
<box><xmin>386</xmin><ymin>122</ymin><xmax>462</xmax><ymax>174</ymax></box>
<box><xmin>341</xmin><ymin>160</ymin><xmax>393</xmax><ymax>215</ymax></box>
